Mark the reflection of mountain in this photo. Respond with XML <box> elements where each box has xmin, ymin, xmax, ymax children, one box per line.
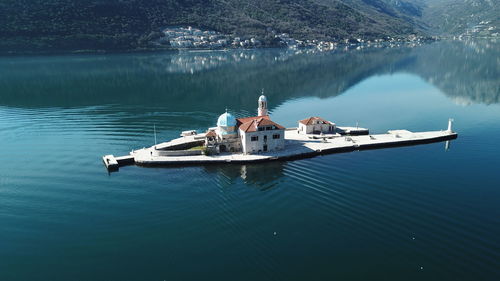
<box><xmin>404</xmin><ymin>40</ymin><xmax>499</xmax><ymax>105</ymax></box>
<box><xmin>0</xmin><ymin>47</ymin><xmax>411</xmax><ymax>111</ymax></box>
<box><xmin>0</xmin><ymin>40</ymin><xmax>498</xmax><ymax>112</ymax></box>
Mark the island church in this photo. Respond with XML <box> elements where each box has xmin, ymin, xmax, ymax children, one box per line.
<box><xmin>206</xmin><ymin>94</ymin><xmax>285</xmax><ymax>154</ymax></box>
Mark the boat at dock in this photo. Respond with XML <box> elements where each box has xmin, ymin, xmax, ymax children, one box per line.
<box><xmin>102</xmin><ymin>94</ymin><xmax>457</xmax><ymax>171</ymax></box>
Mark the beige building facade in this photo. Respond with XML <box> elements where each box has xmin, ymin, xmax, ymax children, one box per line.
<box><xmin>238</xmin><ymin>116</ymin><xmax>285</xmax><ymax>154</ymax></box>
<box><xmin>298</xmin><ymin>117</ymin><xmax>336</xmax><ymax>134</ymax></box>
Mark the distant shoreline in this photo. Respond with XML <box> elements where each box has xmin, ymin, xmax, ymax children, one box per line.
<box><xmin>0</xmin><ymin>46</ymin><xmax>174</xmax><ymax>57</ymax></box>
<box><xmin>0</xmin><ymin>41</ymin><xmax>427</xmax><ymax>57</ymax></box>
<box><xmin>1</xmin><ymin>36</ymin><xmax>496</xmax><ymax>57</ymax></box>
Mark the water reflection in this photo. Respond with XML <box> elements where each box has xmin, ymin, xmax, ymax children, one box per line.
<box><xmin>160</xmin><ymin>48</ymin><xmax>350</xmax><ymax>74</ymax></box>
<box><xmin>408</xmin><ymin>39</ymin><xmax>499</xmax><ymax>105</ymax></box>
<box><xmin>203</xmin><ymin>162</ymin><xmax>284</xmax><ymax>191</ymax></box>
<box><xmin>164</xmin><ymin>50</ymin><xmax>283</xmax><ymax>74</ymax></box>
<box><xmin>0</xmin><ymin>39</ymin><xmax>497</xmax><ymax>110</ymax></box>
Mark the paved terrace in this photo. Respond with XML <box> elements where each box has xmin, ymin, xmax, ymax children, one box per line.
<box><xmin>130</xmin><ymin>129</ymin><xmax>457</xmax><ymax>165</ymax></box>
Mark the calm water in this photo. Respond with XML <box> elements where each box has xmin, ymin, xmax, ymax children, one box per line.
<box><xmin>1</xmin><ymin>40</ymin><xmax>499</xmax><ymax>281</ymax></box>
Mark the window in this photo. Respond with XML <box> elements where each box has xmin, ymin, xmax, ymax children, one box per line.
<box><xmin>273</xmin><ymin>134</ymin><xmax>280</xmax><ymax>139</ymax></box>
<box><xmin>251</xmin><ymin>136</ymin><xmax>258</xmax><ymax>142</ymax></box>
<box><xmin>258</xmin><ymin>127</ymin><xmax>264</xmax><ymax>131</ymax></box>
<box><xmin>265</xmin><ymin>126</ymin><xmax>272</xmax><ymax>130</ymax></box>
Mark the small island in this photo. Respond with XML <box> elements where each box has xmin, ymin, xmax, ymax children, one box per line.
<box><xmin>103</xmin><ymin>92</ymin><xmax>458</xmax><ymax>171</ymax></box>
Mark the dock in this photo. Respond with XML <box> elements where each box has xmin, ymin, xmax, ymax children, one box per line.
<box><xmin>103</xmin><ymin>128</ymin><xmax>457</xmax><ymax>171</ymax></box>
<box><xmin>102</xmin><ymin>155</ymin><xmax>119</xmax><ymax>170</ymax></box>
<box><xmin>102</xmin><ymin>154</ymin><xmax>134</xmax><ymax>171</ymax></box>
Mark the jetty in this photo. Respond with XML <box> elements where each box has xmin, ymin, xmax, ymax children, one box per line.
<box><xmin>102</xmin><ymin>93</ymin><xmax>457</xmax><ymax>171</ymax></box>
<box><xmin>102</xmin><ymin>155</ymin><xmax>134</xmax><ymax>170</ymax></box>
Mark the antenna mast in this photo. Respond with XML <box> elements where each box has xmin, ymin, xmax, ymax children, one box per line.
<box><xmin>154</xmin><ymin>124</ymin><xmax>157</xmax><ymax>145</ymax></box>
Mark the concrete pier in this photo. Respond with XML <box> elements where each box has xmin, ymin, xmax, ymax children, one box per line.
<box><xmin>336</xmin><ymin>126</ymin><xmax>369</xmax><ymax>135</ymax></box>
<box><xmin>115</xmin><ymin>155</ymin><xmax>135</xmax><ymax>165</ymax></box>
<box><xmin>102</xmin><ymin>155</ymin><xmax>119</xmax><ymax>170</ymax></box>
<box><xmin>103</xmin><ymin>155</ymin><xmax>134</xmax><ymax>171</ymax></box>
<box><xmin>103</xmin><ymin>127</ymin><xmax>457</xmax><ymax>170</ymax></box>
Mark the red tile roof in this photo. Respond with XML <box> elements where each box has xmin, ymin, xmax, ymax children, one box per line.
<box><xmin>238</xmin><ymin>116</ymin><xmax>285</xmax><ymax>133</ymax></box>
<box><xmin>299</xmin><ymin>116</ymin><xmax>333</xmax><ymax>125</ymax></box>
<box><xmin>236</xmin><ymin>115</ymin><xmax>270</xmax><ymax>126</ymax></box>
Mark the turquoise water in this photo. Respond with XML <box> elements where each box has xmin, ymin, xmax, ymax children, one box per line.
<box><xmin>1</xmin><ymin>41</ymin><xmax>499</xmax><ymax>281</ymax></box>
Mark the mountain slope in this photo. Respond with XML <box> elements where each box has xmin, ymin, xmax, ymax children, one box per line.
<box><xmin>420</xmin><ymin>0</ymin><xmax>499</xmax><ymax>35</ymax></box>
<box><xmin>0</xmin><ymin>0</ymin><xmax>496</xmax><ymax>54</ymax></box>
<box><xmin>329</xmin><ymin>0</ymin><xmax>499</xmax><ymax>36</ymax></box>
<box><xmin>0</xmin><ymin>0</ymin><xmax>419</xmax><ymax>53</ymax></box>
<box><xmin>317</xmin><ymin>0</ymin><xmax>428</xmax><ymax>32</ymax></box>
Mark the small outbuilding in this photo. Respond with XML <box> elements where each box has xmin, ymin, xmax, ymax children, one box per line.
<box><xmin>205</xmin><ymin>130</ymin><xmax>217</xmax><ymax>145</ymax></box>
<box><xmin>298</xmin><ymin>117</ymin><xmax>336</xmax><ymax>134</ymax></box>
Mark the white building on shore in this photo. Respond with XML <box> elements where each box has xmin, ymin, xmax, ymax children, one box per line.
<box><xmin>298</xmin><ymin>117</ymin><xmax>336</xmax><ymax>134</ymax></box>
<box><xmin>213</xmin><ymin>93</ymin><xmax>285</xmax><ymax>154</ymax></box>
<box><xmin>237</xmin><ymin>115</ymin><xmax>285</xmax><ymax>154</ymax></box>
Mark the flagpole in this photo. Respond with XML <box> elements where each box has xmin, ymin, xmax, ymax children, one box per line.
<box><xmin>154</xmin><ymin>124</ymin><xmax>157</xmax><ymax>145</ymax></box>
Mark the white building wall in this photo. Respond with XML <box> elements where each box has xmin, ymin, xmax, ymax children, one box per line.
<box><xmin>298</xmin><ymin>123</ymin><xmax>308</xmax><ymax>134</ymax></box>
<box><xmin>240</xmin><ymin>129</ymin><xmax>285</xmax><ymax>154</ymax></box>
<box><xmin>298</xmin><ymin>122</ymin><xmax>335</xmax><ymax>134</ymax></box>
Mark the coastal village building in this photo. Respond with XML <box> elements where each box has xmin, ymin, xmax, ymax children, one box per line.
<box><xmin>211</xmin><ymin>94</ymin><xmax>285</xmax><ymax>154</ymax></box>
<box><xmin>298</xmin><ymin>117</ymin><xmax>336</xmax><ymax>134</ymax></box>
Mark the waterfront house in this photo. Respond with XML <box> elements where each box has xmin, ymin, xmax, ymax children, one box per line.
<box><xmin>298</xmin><ymin>117</ymin><xmax>336</xmax><ymax>134</ymax></box>
<box><xmin>237</xmin><ymin>116</ymin><xmax>285</xmax><ymax>154</ymax></box>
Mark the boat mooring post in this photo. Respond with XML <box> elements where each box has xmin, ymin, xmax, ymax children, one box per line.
<box><xmin>447</xmin><ymin>118</ymin><xmax>454</xmax><ymax>133</ymax></box>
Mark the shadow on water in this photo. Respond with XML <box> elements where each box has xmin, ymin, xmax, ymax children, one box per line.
<box><xmin>0</xmin><ymin>39</ymin><xmax>498</xmax><ymax>112</ymax></box>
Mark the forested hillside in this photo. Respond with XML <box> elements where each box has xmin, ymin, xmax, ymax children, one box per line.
<box><xmin>0</xmin><ymin>0</ymin><xmax>496</xmax><ymax>54</ymax></box>
<box><xmin>421</xmin><ymin>0</ymin><xmax>499</xmax><ymax>35</ymax></box>
<box><xmin>0</xmin><ymin>0</ymin><xmax>418</xmax><ymax>53</ymax></box>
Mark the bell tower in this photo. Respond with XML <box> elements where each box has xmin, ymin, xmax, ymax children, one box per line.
<box><xmin>258</xmin><ymin>89</ymin><xmax>268</xmax><ymax>116</ymax></box>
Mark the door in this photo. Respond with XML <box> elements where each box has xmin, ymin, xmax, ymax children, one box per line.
<box><xmin>263</xmin><ymin>145</ymin><xmax>268</xmax><ymax>152</ymax></box>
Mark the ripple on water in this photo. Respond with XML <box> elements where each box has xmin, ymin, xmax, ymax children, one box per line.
<box><xmin>1</xmin><ymin>91</ymin><xmax>500</xmax><ymax>280</ymax></box>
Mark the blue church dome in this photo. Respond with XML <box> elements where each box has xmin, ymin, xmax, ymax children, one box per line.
<box><xmin>217</xmin><ymin>112</ymin><xmax>237</xmax><ymax>127</ymax></box>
